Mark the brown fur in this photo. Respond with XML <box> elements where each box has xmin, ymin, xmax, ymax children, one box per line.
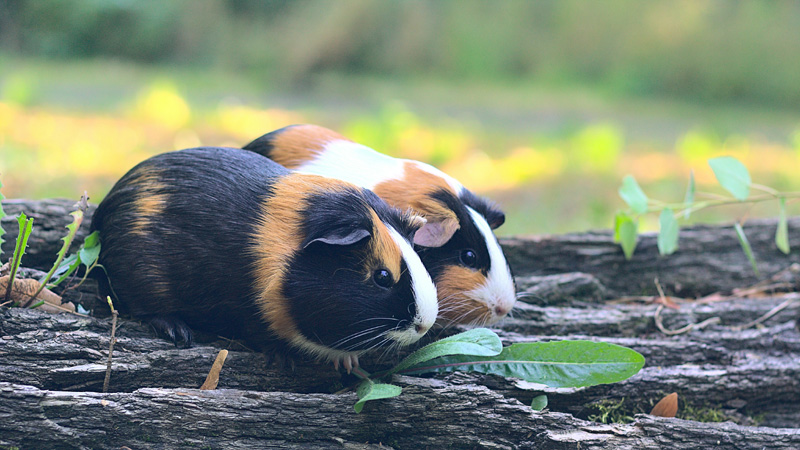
<box><xmin>364</xmin><ymin>210</ymin><xmax>402</xmax><ymax>281</ymax></box>
<box><xmin>250</xmin><ymin>173</ymin><xmax>405</xmax><ymax>342</ymax></box>
<box><xmin>434</xmin><ymin>265</ymin><xmax>489</xmax><ymax>325</ymax></box>
<box><xmin>373</xmin><ymin>162</ymin><xmax>459</xmax><ymax>227</ymax></box>
<box><xmin>270</xmin><ymin>124</ymin><xmax>347</xmax><ymax>168</ymax></box>
<box><xmin>127</xmin><ymin>171</ymin><xmax>171</xmax><ymax>297</ymax></box>
<box><xmin>129</xmin><ymin>171</ymin><xmax>168</xmax><ymax>235</ymax></box>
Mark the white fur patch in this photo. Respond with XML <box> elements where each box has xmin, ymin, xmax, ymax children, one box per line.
<box><xmin>385</xmin><ymin>226</ymin><xmax>438</xmax><ymax>345</ymax></box>
<box><xmin>465</xmin><ymin>207</ymin><xmax>516</xmax><ymax>324</ymax></box>
<box><xmin>296</xmin><ymin>140</ymin><xmax>406</xmax><ymax>190</ymax></box>
<box><xmin>402</xmin><ymin>159</ymin><xmax>464</xmax><ymax>195</ymax></box>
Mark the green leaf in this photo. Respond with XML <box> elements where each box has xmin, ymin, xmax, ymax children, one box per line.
<box><xmin>709</xmin><ymin>156</ymin><xmax>751</xmax><ymax>201</ymax></box>
<box><xmin>657</xmin><ymin>208</ymin><xmax>679</xmax><ymax>256</ymax></box>
<box><xmin>402</xmin><ymin>340</ymin><xmax>646</xmax><ymax>388</ymax></box>
<box><xmin>618</xmin><ymin>175</ymin><xmax>648</xmax><ymax>214</ymax></box>
<box><xmin>354</xmin><ymin>380</ymin><xmax>402</xmax><ymax>413</ymax></box>
<box><xmin>734</xmin><ymin>223</ymin><xmax>760</xmax><ymax>277</ymax></box>
<box><xmin>6</xmin><ymin>214</ymin><xmax>34</xmax><ymax>303</ymax></box>
<box><xmin>39</xmin><ymin>204</ymin><xmax>85</xmax><ymax>290</ymax></box>
<box><xmin>683</xmin><ymin>170</ymin><xmax>695</xmax><ymax>219</ymax></box>
<box><xmin>83</xmin><ymin>230</ymin><xmax>100</xmax><ymax>249</ymax></box>
<box><xmin>79</xmin><ymin>244</ymin><xmax>101</xmax><ymax>268</ymax></box>
<box><xmin>776</xmin><ymin>197</ymin><xmax>790</xmax><ymax>254</ymax></box>
<box><xmin>530</xmin><ymin>395</ymin><xmax>548</xmax><ymax>411</ymax></box>
<box><xmin>615</xmin><ymin>214</ymin><xmax>638</xmax><ymax>260</ymax></box>
<box><xmin>0</xmin><ymin>178</ymin><xmax>6</xmax><ymax>258</ymax></box>
<box><xmin>387</xmin><ymin>328</ymin><xmax>502</xmax><ymax>376</ymax></box>
<box><xmin>49</xmin><ymin>230</ymin><xmax>102</xmax><ymax>288</ymax></box>
<box><xmin>49</xmin><ymin>254</ymin><xmax>81</xmax><ymax>287</ymax></box>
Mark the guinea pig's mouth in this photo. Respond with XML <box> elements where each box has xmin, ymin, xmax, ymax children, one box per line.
<box><xmin>386</xmin><ymin>320</ymin><xmax>432</xmax><ymax>347</ymax></box>
<box><xmin>436</xmin><ymin>291</ymin><xmax>515</xmax><ymax>327</ymax></box>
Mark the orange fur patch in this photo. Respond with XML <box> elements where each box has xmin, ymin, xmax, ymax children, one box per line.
<box><xmin>130</xmin><ymin>171</ymin><xmax>168</xmax><ymax>235</ymax></box>
<box><xmin>434</xmin><ymin>265</ymin><xmax>490</xmax><ymax>325</ymax></box>
<box><xmin>269</xmin><ymin>124</ymin><xmax>348</xmax><ymax>168</ymax></box>
<box><xmin>373</xmin><ymin>162</ymin><xmax>459</xmax><ymax>226</ymax></box>
<box><xmin>365</xmin><ymin>210</ymin><xmax>402</xmax><ymax>281</ymax></box>
<box><xmin>249</xmin><ymin>173</ymin><xmax>405</xmax><ymax>344</ymax></box>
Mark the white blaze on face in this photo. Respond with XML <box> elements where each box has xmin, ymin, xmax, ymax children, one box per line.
<box><xmin>384</xmin><ymin>227</ymin><xmax>438</xmax><ymax>346</ymax></box>
<box><xmin>466</xmin><ymin>207</ymin><xmax>516</xmax><ymax>323</ymax></box>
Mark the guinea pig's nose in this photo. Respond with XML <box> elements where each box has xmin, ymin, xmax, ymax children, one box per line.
<box><xmin>415</xmin><ymin>323</ymin><xmax>430</xmax><ymax>335</ymax></box>
<box><xmin>494</xmin><ymin>304</ymin><xmax>510</xmax><ymax>317</ymax></box>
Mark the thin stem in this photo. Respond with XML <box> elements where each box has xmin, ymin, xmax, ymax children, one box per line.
<box><xmin>103</xmin><ymin>297</ymin><xmax>118</xmax><ymax>393</ymax></box>
<box><xmin>750</xmin><ymin>183</ymin><xmax>781</xmax><ymax>197</ymax></box>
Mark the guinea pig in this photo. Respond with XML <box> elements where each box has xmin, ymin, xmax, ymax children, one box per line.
<box><xmin>243</xmin><ymin>124</ymin><xmax>515</xmax><ymax>327</ymax></box>
<box><xmin>90</xmin><ymin>147</ymin><xmax>438</xmax><ymax>370</ymax></box>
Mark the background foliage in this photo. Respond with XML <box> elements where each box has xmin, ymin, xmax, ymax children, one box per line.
<box><xmin>1</xmin><ymin>0</ymin><xmax>799</xmax><ymax>235</ymax></box>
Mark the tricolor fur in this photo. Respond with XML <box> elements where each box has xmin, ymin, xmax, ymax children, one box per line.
<box><xmin>244</xmin><ymin>124</ymin><xmax>516</xmax><ymax>326</ymax></box>
<box><xmin>91</xmin><ymin>147</ymin><xmax>438</xmax><ymax>364</ymax></box>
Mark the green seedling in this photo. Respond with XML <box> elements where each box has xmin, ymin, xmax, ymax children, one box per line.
<box><xmin>615</xmin><ymin>155</ymin><xmax>797</xmax><ymax>274</ymax></box>
<box><xmin>4</xmin><ymin>213</ymin><xmax>34</xmax><ymax>305</ymax></box>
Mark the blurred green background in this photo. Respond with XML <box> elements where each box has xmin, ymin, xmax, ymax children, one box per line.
<box><xmin>1</xmin><ymin>0</ymin><xmax>799</xmax><ymax>235</ymax></box>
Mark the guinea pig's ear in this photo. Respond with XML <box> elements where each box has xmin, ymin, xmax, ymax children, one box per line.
<box><xmin>413</xmin><ymin>217</ymin><xmax>460</xmax><ymax>248</ymax></box>
<box><xmin>485</xmin><ymin>208</ymin><xmax>505</xmax><ymax>229</ymax></box>
<box><xmin>302</xmin><ymin>227</ymin><xmax>371</xmax><ymax>249</ymax></box>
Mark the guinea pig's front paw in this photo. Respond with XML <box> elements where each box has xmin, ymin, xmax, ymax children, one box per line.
<box><xmin>332</xmin><ymin>353</ymin><xmax>360</xmax><ymax>373</ymax></box>
<box><xmin>148</xmin><ymin>315</ymin><xmax>194</xmax><ymax>348</ymax></box>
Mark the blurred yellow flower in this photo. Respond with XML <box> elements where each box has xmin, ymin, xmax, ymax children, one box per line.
<box><xmin>132</xmin><ymin>83</ymin><xmax>192</xmax><ymax>130</ymax></box>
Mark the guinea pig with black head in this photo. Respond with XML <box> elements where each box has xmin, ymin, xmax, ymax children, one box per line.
<box><xmin>243</xmin><ymin>125</ymin><xmax>516</xmax><ymax>327</ymax></box>
<box><xmin>90</xmin><ymin>147</ymin><xmax>438</xmax><ymax>371</ymax></box>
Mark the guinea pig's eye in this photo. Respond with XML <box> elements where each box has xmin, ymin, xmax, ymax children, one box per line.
<box><xmin>373</xmin><ymin>269</ymin><xmax>394</xmax><ymax>288</ymax></box>
<box><xmin>459</xmin><ymin>249</ymin><xmax>478</xmax><ymax>268</ymax></box>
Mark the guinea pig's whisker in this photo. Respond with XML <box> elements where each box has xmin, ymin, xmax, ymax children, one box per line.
<box><xmin>350</xmin><ymin>317</ymin><xmax>404</xmax><ymax>326</ymax></box>
<box><xmin>331</xmin><ymin>325</ymin><xmax>389</xmax><ymax>349</ymax></box>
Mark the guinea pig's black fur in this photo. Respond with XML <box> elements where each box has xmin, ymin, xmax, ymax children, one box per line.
<box><xmin>242</xmin><ymin>124</ymin><xmax>517</xmax><ymax>326</ymax></box>
<box><xmin>90</xmin><ymin>147</ymin><xmax>438</xmax><ymax>364</ymax></box>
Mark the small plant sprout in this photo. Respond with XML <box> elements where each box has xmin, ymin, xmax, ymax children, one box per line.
<box><xmin>3</xmin><ymin>213</ymin><xmax>34</xmax><ymax>305</ymax></box>
<box><xmin>615</xmin><ymin>155</ymin><xmax>797</xmax><ymax>274</ymax></box>
<box><xmin>0</xmin><ymin>177</ymin><xmax>6</xmax><ymax>258</ymax></box>
<box><xmin>31</xmin><ymin>194</ymin><xmax>90</xmax><ymax>301</ymax></box>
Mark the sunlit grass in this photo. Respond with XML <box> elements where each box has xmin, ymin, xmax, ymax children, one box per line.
<box><xmin>1</xmin><ymin>63</ymin><xmax>799</xmax><ymax>235</ymax></box>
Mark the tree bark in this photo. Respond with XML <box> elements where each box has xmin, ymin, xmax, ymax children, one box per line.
<box><xmin>1</xmin><ymin>199</ymin><xmax>799</xmax><ymax>449</ymax></box>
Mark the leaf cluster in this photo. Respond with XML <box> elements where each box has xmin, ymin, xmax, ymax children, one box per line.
<box><xmin>353</xmin><ymin>328</ymin><xmax>645</xmax><ymax>412</ymax></box>
<box><xmin>616</xmin><ymin>156</ymin><xmax>795</xmax><ymax>275</ymax></box>
<box><xmin>0</xmin><ymin>186</ymin><xmax>101</xmax><ymax>308</ymax></box>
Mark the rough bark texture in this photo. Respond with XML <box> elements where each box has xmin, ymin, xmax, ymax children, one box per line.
<box><xmin>1</xmin><ymin>199</ymin><xmax>799</xmax><ymax>450</ymax></box>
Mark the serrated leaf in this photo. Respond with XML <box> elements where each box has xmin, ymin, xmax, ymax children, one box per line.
<box><xmin>49</xmin><ymin>254</ymin><xmax>81</xmax><ymax>287</ymax></box>
<box><xmin>776</xmin><ymin>197</ymin><xmax>790</xmax><ymax>254</ymax></box>
<box><xmin>0</xmin><ymin>178</ymin><xmax>6</xmax><ymax>258</ymax></box>
<box><xmin>657</xmin><ymin>209</ymin><xmax>679</xmax><ymax>256</ymax></box>
<box><xmin>39</xmin><ymin>207</ymin><xmax>84</xmax><ymax>289</ymax></box>
<box><xmin>387</xmin><ymin>328</ymin><xmax>502</xmax><ymax>376</ymax></box>
<box><xmin>5</xmin><ymin>214</ymin><xmax>33</xmax><ymax>303</ymax></box>
<box><xmin>618</xmin><ymin>175</ymin><xmax>648</xmax><ymax>213</ymax></box>
<box><xmin>709</xmin><ymin>156</ymin><xmax>751</xmax><ymax>201</ymax></box>
<box><xmin>734</xmin><ymin>223</ymin><xmax>760</xmax><ymax>277</ymax></box>
<box><xmin>683</xmin><ymin>170</ymin><xmax>695</xmax><ymax>219</ymax></box>
<box><xmin>354</xmin><ymin>380</ymin><xmax>402</xmax><ymax>413</ymax></box>
<box><xmin>616</xmin><ymin>215</ymin><xmax>638</xmax><ymax>260</ymax></box>
<box><xmin>402</xmin><ymin>340</ymin><xmax>646</xmax><ymax>388</ymax></box>
<box><xmin>530</xmin><ymin>394</ymin><xmax>548</xmax><ymax>411</ymax></box>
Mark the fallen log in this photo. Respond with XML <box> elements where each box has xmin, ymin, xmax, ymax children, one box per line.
<box><xmin>1</xmin><ymin>199</ymin><xmax>798</xmax><ymax>449</ymax></box>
